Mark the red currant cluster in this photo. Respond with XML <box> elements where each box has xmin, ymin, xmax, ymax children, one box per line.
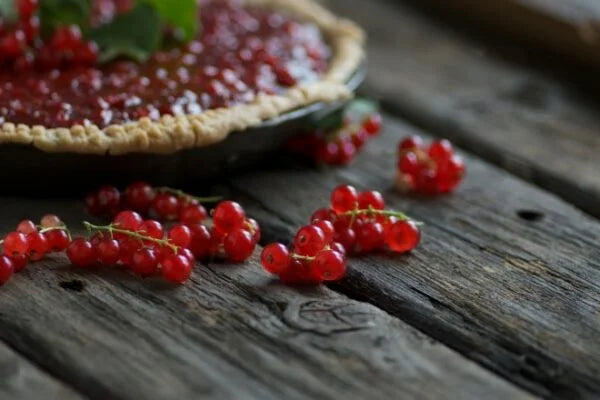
<box><xmin>261</xmin><ymin>184</ymin><xmax>421</xmax><ymax>284</ymax></box>
<box><xmin>0</xmin><ymin>0</ymin><xmax>99</xmax><ymax>69</ymax></box>
<box><xmin>396</xmin><ymin>136</ymin><xmax>465</xmax><ymax>195</ymax></box>
<box><xmin>0</xmin><ymin>214</ymin><xmax>71</xmax><ymax>285</ymax></box>
<box><xmin>286</xmin><ymin>113</ymin><xmax>382</xmax><ymax>165</ymax></box>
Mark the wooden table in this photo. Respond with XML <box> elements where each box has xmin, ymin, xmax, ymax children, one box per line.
<box><xmin>1</xmin><ymin>1</ymin><xmax>600</xmax><ymax>399</ymax></box>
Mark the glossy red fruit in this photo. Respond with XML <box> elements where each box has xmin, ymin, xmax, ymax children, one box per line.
<box><xmin>213</xmin><ymin>201</ymin><xmax>246</xmax><ymax>233</ymax></box>
<box><xmin>177</xmin><ymin>248</ymin><xmax>195</xmax><ymax>262</ymax></box>
<box><xmin>415</xmin><ymin>168</ymin><xmax>438</xmax><ymax>195</ymax></box>
<box><xmin>125</xmin><ymin>181</ymin><xmax>154</xmax><ymax>212</ymax></box>
<box><xmin>356</xmin><ymin>222</ymin><xmax>385</xmax><ymax>252</ymax></box>
<box><xmin>278</xmin><ymin>259</ymin><xmax>320</xmax><ymax>284</ymax></box>
<box><xmin>246</xmin><ymin>218</ymin><xmax>261</xmax><ymax>243</ymax></box>
<box><xmin>261</xmin><ymin>243</ymin><xmax>290</xmax><ymax>274</ymax></box>
<box><xmin>315</xmin><ymin>141</ymin><xmax>339</xmax><ymax>164</ymax></box>
<box><xmin>310</xmin><ymin>208</ymin><xmax>337</xmax><ymax>223</ymax></box>
<box><xmin>311</xmin><ymin>250</ymin><xmax>346</xmax><ymax>281</ymax></box>
<box><xmin>329</xmin><ymin>241</ymin><xmax>346</xmax><ymax>256</ymax></box>
<box><xmin>294</xmin><ymin>225</ymin><xmax>326</xmax><ymax>256</ymax></box>
<box><xmin>17</xmin><ymin>0</ymin><xmax>38</xmax><ymax>20</ymax></box>
<box><xmin>351</xmin><ymin>128</ymin><xmax>368</xmax><ymax>149</ymax></box>
<box><xmin>168</xmin><ymin>224</ymin><xmax>192</xmax><ymax>248</ymax></box>
<box><xmin>161</xmin><ymin>254</ymin><xmax>193</xmax><ymax>284</ymax></box>
<box><xmin>50</xmin><ymin>25</ymin><xmax>82</xmax><ymax>50</ymax></box>
<box><xmin>363</xmin><ymin>113</ymin><xmax>382</xmax><ymax>135</ymax></box>
<box><xmin>223</xmin><ymin>229</ymin><xmax>255</xmax><ymax>262</ymax></box>
<box><xmin>437</xmin><ymin>155</ymin><xmax>465</xmax><ymax>193</ymax></box>
<box><xmin>16</xmin><ymin>219</ymin><xmax>36</xmax><ymax>234</ymax></box>
<box><xmin>398</xmin><ymin>152</ymin><xmax>420</xmax><ymax>175</ymax></box>
<box><xmin>119</xmin><ymin>239</ymin><xmax>142</xmax><ymax>266</ymax></box>
<box><xmin>67</xmin><ymin>238</ymin><xmax>96</xmax><ymax>268</ymax></box>
<box><xmin>357</xmin><ymin>190</ymin><xmax>385</xmax><ymax>210</ymax></box>
<box><xmin>96</xmin><ymin>185</ymin><xmax>121</xmax><ymax>214</ymax></box>
<box><xmin>385</xmin><ymin>220</ymin><xmax>421</xmax><ymax>253</ymax></box>
<box><xmin>188</xmin><ymin>224</ymin><xmax>212</xmax><ymax>259</ymax></box>
<box><xmin>333</xmin><ymin>226</ymin><xmax>356</xmax><ymax>253</ymax></box>
<box><xmin>26</xmin><ymin>231</ymin><xmax>49</xmax><ymax>261</ymax></box>
<box><xmin>312</xmin><ymin>219</ymin><xmax>335</xmax><ymax>244</ymax></box>
<box><xmin>10</xmin><ymin>254</ymin><xmax>28</xmax><ymax>272</ymax></box>
<box><xmin>179</xmin><ymin>203</ymin><xmax>207</xmax><ymax>225</ymax></box>
<box><xmin>3</xmin><ymin>231</ymin><xmax>28</xmax><ymax>257</ymax></box>
<box><xmin>152</xmin><ymin>193</ymin><xmax>179</xmax><ymax>220</ymax></box>
<box><xmin>85</xmin><ymin>191</ymin><xmax>103</xmax><ymax>216</ymax></box>
<box><xmin>0</xmin><ymin>256</ymin><xmax>14</xmax><ymax>285</ymax></box>
<box><xmin>336</xmin><ymin>140</ymin><xmax>356</xmax><ymax>164</ymax></box>
<box><xmin>428</xmin><ymin>139</ymin><xmax>453</xmax><ymax>162</ymax></box>
<box><xmin>0</xmin><ymin>30</ymin><xmax>25</xmax><ymax>58</ymax></box>
<box><xmin>139</xmin><ymin>220</ymin><xmax>164</xmax><ymax>240</ymax></box>
<box><xmin>96</xmin><ymin>238</ymin><xmax>120</xmax><ymax>265</ymax></box>
<box><xmin>45</xmin><ymin>229</ymin><xmax>70</xmax><ymax>252</ymax></box>
<box><xmin>113</xmin><ymin>210</ymin><xmax>143</xmax><ymax>231</ymax></box>
<box><xmin>131</xmin><ymin>248</ymin><xmax>159</xmax><ymax>277</ymax></box>
<box><xmin>40</xmin><ymin>214</ymin><xmax>62</xmax><ymax>228</ymax></box>
<box><xmin>331</xmin><ymin>184</ymin><xmax>358</xmax><ymax>214</ymax></box>
<box><xmin>398</xmin><ymin>135</ymin><xmax>423</xmax><ymax>152</ymax></box>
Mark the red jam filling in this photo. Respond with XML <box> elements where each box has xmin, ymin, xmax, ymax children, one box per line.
<box><xmin>0</xmin><ymin>0</ymin><xmax>330</xmax><ymax>127</ymax></box>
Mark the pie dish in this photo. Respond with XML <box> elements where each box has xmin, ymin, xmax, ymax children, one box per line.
<box><xmin>0</xmin><ymin>0</ymin><xmax>365</xmax><ymax>155</ymax></box>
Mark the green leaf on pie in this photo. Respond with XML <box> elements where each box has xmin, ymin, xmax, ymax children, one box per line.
<box><xmin>39</xmin><ymin>0</ymin><xmax>91</xmax><ymax>36</ymax></box>
<box><xmin>141</xmin><ymin>0</ymin><xmax>198</xmax><ymax>41</ymax></box>
<box><xmin>0</xmin><ymin>0</ymin><xmax>18</xmax><ymax>23</ymax></box>
<box><xmin>88</xmin><ymin>3</ymin><xmax>162</xmax><ymax>63</ymax></box>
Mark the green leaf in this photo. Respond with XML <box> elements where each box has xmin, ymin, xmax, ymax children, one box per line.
<box><xmin>39</xmin><ymin>0</ymin><xmax>91</xmax><ymax>36</ymax></box>
<box><xmin>0</xmin><ymin>0</ymin><xmax>18</xmax><ymax>23</ymax></box>
<box><xmin>88</xmin><ymin>3</ymin><xmax>162</xmax><ymax>63</ymax></box>
<box><xmin>140</xmin><ymin>0</ymin><xmax>198</xmax><ymax>41</ymax></box>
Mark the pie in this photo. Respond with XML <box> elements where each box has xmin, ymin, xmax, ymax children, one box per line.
<box><xmin>0</xmin><ymin>0</ymin><xmax>364</xmax><ymax>155</ymax></box>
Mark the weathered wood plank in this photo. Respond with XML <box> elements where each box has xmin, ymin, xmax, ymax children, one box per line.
<box><xmin>324</xmin><ymin>0</ymin><xmax>600</xmax><ymax>218</ymax></box>
<box><xmin>0</xmin><ymin>341</ymin><xmax>83</xmax><ymax>400</ymax></box>
<box><xmin>223</xmin><ymin>114</ymin><xmax>600</xmax><ymax>399</ymax></box>
<box><xmin>0</xmin><ymin>198</ymin><xmax>531</xmax><ymax>400</ymax></box>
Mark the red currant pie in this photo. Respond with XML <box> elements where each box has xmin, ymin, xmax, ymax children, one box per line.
<box><xmin>0</xmin><ymin>0</ymin><xmax>364</xmax><ymax>154</ymax></box>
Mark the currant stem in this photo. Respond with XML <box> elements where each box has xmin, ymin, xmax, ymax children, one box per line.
<box><xmin>291</xmin><ymin>253</ymin><xmax>315</xmax><ymax>261</ymax></box>
<box><xmin>341</xmin><ymin>207</ymin><xmax>424</xmax><ymax>226</ymax></box>
<box><xmin>83</xmin><ymin>221</ymin><xmax>179</xmax><ymax>253</ymax></box>
<box><xmin>39</xmin><ymin>225</ymin><xmax>72</xmax><ymax>241</ymax></box>
<box><xmin>155</xmin><ymin>187</ymin><xmax>222</xmax><ymax>204</ymax></box>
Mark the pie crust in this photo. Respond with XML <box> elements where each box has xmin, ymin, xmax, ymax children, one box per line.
<box><xmin>0</xmin><ymin>0</ymin><xmax>364</xmax><ymax>155</ymax></box>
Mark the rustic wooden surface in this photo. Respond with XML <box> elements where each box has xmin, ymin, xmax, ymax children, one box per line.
<box><xmin>325</xmin><ymin>0</ymin><xmax>600</xmax><ymax>218</ymax></box>
<box><xmin>1</xmin><ymin>0</ymin><xmax>600</xmax><ymax>399</ymax></box>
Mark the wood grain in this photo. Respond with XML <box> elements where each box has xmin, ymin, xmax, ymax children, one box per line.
<box><xmin>223</xmin><ymin>115</ymin><xmax>600</xmax><ymax>399</ymax></box>
<box><xmin>324</xmin><ymin>0</ymin><xmax>600</xmax><ymax>218</ymax></box>
<box><xmin>0</xmin><ymin>341</ymin><xmax>82</xmax><ymax>400</ymax></box>
<box><xmin>0</xmin><ymin>197</ymin><xmax>530</xmax><ymax>400</ymax></box>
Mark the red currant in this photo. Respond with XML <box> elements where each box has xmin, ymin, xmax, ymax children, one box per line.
<box><xmin>246</xmin><ymin>218</ymin><xmax>261</xmax><ymax>243</ymax></box>
<box><xmin>96</xmin><ymin>238</ymin><xmax>121</xmax><ymax>265</ymax></box>
<box><xmin>10</xmin><ymin>254</ymin><xmax>28</xmax><ymax>272</ymax></box>
<box><xmin>398</xmin><ymin>135</ymin><xmax>423</xmax><ymax>152</ymax></box>
<box><xmin>161</xmin><ymin>254</ymin><xmax>192</xmax><ymax>284</ymax></box>
<box><xmin>139</xmin><ymin>220</ymin><xmax>164</xmax><ymax>240</ymax></box>
<box><xmin>67</xmin><ymin>238</ymin><xmax>96</xmax><ymax>268</ymax></box>
<box><xmin>125</xmin><ymin>181</ymin><xmax>154</xmax><ymax>212</ymax></box>
<box><xmin>357</xmin><ymin>190</ymin><xmax>385</xmax><ymax>210</ymax></box>
<box><xmin>310</xmin><ymin>208</ymin><xmax>337</xmax><ymax>223</ymax></box>
<box><xmin>294</xmin><ymin>225</ymin><xmax>326</xmax><ymax>256</ymax></box>
<box><xmin>356</xmin><ymin>222</ymin><xmax>385</xmax><ymax>252</ymax></box>
<box><xmin>312</xmin><ymin>219</ymin><xmax>335</xmax><ymax>244</ymax></box>
<box><xmin>40</xmin><ymin>214</ymin><xmax>62</xmax><ymax>228</ymax></box>
<box><xmin>428</xmin><ymin>139</ymin><xmax>453</xmax><ymax>162</ymax></box>
<box><xmin>3</xmin><ymin>231</ymin><xmax>28</xmax><ymax>257</ymax></box>
<box><xmin>331</xmin><ymin>184</ymin><xmax>358</xmax><ymax>214</ymax></box>
<box><xmin>168</xmin><ymin>224</ymin><xmax>192</xmax><ymax>248</ymax></box>
<box><xmin>96</xmin><ymin>185</ymin><xmax>121</xmax><ymax>214</ymax></box>
<box><xmin>119</xmin><ymin>238</ymin><xmax>142</xmax><ymax>266</ymax></box>
<box><xmin>152</xmin><ymin>193</ymin><xmax>179</xmax><ymax>220</ymax></box>
<box><xmin>329</xmin><ymin>241</ymin><xmax>346</xmax><ymax>256</ymax></box>
<box><xmin>45</xmin><ymin>229</ymin><xmax>70</xmax><ymax>252</ymax></box>
<box><xmin>363</xmin><ymin>113</ymin><xmax>382</xmax><ymax>135</ymax></box>
<box><xmin>311</xmin><ymin>250</ymin><xmax>346</xmax><ymax>281</ymax></box>
<box><xmin>261</xmin><ymin>243</ymin><xmax>290</xmax><ymax>274</ymax></box>
<box><xmin>315</xmin><ymin>141</ymin><xmax>339</xmax><ymax>164</ymax></box>
<box><xmin>113</xmin><ymin>211</ymin><xmax>143</xmax><ymax>231</ymax></box>
<box><xmin>188</xmin><ymin>224</ymin><xmax>212</xmax><ymax>259</ymax></box>
<box><xmin>278</xmin><ymin>259</ymin><xmax>319</xmax><ymax>284</ymax></box>
<box><xmin>213</xmin><ymin>201</ymin><xmax>246</xmax><ymax>233</ymax></box>
<box><xmin>131</xmin><ymin>248</ymin><xmax>159</xmax><ymax>277</ymax></box>
<box><xmin>385</xmin><ymin>220</ymin><xmax>421</xmax><ymax>253</ymax></box>
<box><xmin>398</xmin><ymin>152</ymin><xmax>419</xmax><ymax>175</ymax></box>
<box><xmin>0</xmin><ymin>256</ymin><xmax>14</xmax><ymax>285</ymax></box>
<box><xmin>179</xmin><ymin>203</ymin><xmax>207</xmax><ymax>225</ymax></box>
<box><xmin>16</xmin><ymin>219</ymin><xmax>36</xmax><ymax>234</ymax></box>
<box><xmin>17</xmin><ymin>0</ymin><xmax>38</xmax><ymax>20</ymax></box>
<box><xmin>224</xmin><ymin>229</ymin><xmax>255</xmax><ymax>262</ymax></box>
<box><xmin>333</xmin><ymin>226</ymin><xmax>356</xmax><ymax>253</ymax></box>
<box><xmin>26</xmin><ymin>231</ymin><xmax>49</xmax><ymax>261</ymax></box>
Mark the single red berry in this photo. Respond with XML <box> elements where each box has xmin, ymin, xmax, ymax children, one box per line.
<box><xmin>415</xmin><ymin>168</ymin><xmax>439</xmax><ymax>195</ymax></box>
<box><xmin>398</xmin><ymin>152</ymin><xmax>420</xmax><ymax>175</ymax></box>
<box><xmin>131</xmin><ymin>248</ymin><xmax>159</xmax><ymax>277</ymax></box>
<box><xmin>177</xmin><ymin>248</ymin><xmax>195</xmax><ymax>263</ymax></box>
<box><xmin>113</xmin><ymin>210</ymin><xmax>143</xmax><ymax>231</ymax></box>
<box><xmin>26</xmin><ymin>231</ymin><xmax>49</xmax><ymax>261</ymax></box>
<box><xmin>17</xmin><ymin>0</ymin><xmax>38</xmax><ymax>20</ymax></box>
<box><xmin>3</xmin><ymin>231</ymin><xmax>28</xmax><ymax>257</ymax></box>
<box><xmin>357</xmin><ymin>190</ymin><xmax>385</xmax><ymax>210</ymax></box>
<box><xmin>45</xmin><ymin>229</ymin><xmax>70</xmax><ymax>252</ymax></box>
<box><xmin>437</xmin><ymin>155</ymin><xmax>465</xmax><ymax>193</ymax></box>
<box><xmin>329</xmin><ymin>241</ymin><xmax>346</xmax><ymax>256</ymax></box>
<box><xmin>139</xmin><ymin>220</ymin><xmax>164</xmax><ymax>240</ymax></box>
<box><xmin>336</xmin><ymin>140</ymin><xmax>356</xmax><ymax>165</ymax></box>
<box><xmin>246</xmin><ymin>218</ymin><xmax>261</xmax><ymax>243</ymax></box>
<box><xmin>310</xmin><ymin>208</ymin><xmax>337</xmax><ymax>223</ymax></box>
<box><xmin>96</xmin><ymin>185</ymin><xmax>121</xmax><ymax>214</ymax></box>
<box><xmin>40</xmin><ymin>214</ymin><xmax>62</xmax><ymax>228</ymax></box>
<box><xmin>125</xmin><ymin>181</ymin><xmax>154</xmax><ymax>212</ymax></box>
<box><xmin>152</xmin><ymin>193</ymin><xmax>179</xmax><ymax>220</ymax></box>
<box><xmin>16</xmin><ymin>219</ymin><xmax>36</xmax><ymax>234</ymax></box>
<box><xmin>398</xmin><ymin>136</ymin><xmax>423</xmax><ymax>152</ymax></box>
<box><xmin>331</xmin><ymin>184</ymin><xmax>358</xmax><ymax>214</ymax></box>
<box><xmin>312</xmin><ymin>219</ymin><xmax>335</xmax><ymax>244</ymax></box>
<box><xmin>223</xmin><ymin>229</ymin><xmax>255</xmax><ymax>262</ymax></box>
<box><xmin>428</xmin><ymin>139</ymin><xmax>453</xmax><ymax>163</ymax></box>
<box><xmin>311</xmin><ymin>250</ymin><xmax>346</xmax><ymax>281</ymax></box>
<box><xmin>294</xmin><ymin>225</ymin><xmax>326</xmax><ymax>256</ymax></box>
<box><xmin>50</xmin><ymin>25</ymin><xmax>82</xmax><ymax>50</ymax></box>
<box><xmin>161</xmin><ymin>254</ymin><xmax>193</xmax><ymax>284</ymax></box>
<box><xmin>363</xmin><ymin>113</ymin><xmax>382</xmax><ymax>135</ymax></box>
<box><xmin>85</xmin><ymin>191</ymin><xmax>103</xmax><ymax>216</ymax></box>
<box><xmin>178</xmin><ymin>203</ymin><xmax>207</xmax><ymax>225</ymax></box>
<box><xmin>67</xmin><ymin>238</ymin><xmax>96</xmax><ymax>268</ymax></box>
<box><xmin>74</xmin><ymin>41</ymin><xmax>99</xmax><ymax>65</ymax></box>
<box><xmin>10</xmin><ymin>254</ymin><xmax>28</xmax><ymax>272</ymax></box>
<box><xmin>261</xmin><ymin>243</ymin><xmax>290</xmax><ymax>274</ymax></box>
<box><xmin>188</xmin><ymin>224</ymin><xmax>212</xmax><ymax>259</ymax></box>
<box><xmin>278</xmin><ymin>259</ymin><xmax>320</xmax><ymax>284</ymax></box>
<box><xmin>96</xmin><ymin>238</ymin><xmax>120</xmax><ymax>265</ymax></box>
<box><xmin>213</xmin><ymin>201</ymin><xmax>246</xmax><ymax>233</ymax></box>
<box><xmin>385</xmin><ymin>220</ymin><xmax>421</xmax><ymax>253</ymax></box>
<box><xmin>315</xmin><ymin>141</ymin><xmax>340</xmax><ymax>164</ymax></box>
<box><xmin>0</xmin><ymin>30</ymin><xmax>25</xmax><ymax>58</ymax></box>
<box><xmin>119</xmin><ymin>239</ymin><xmax>142</xmax><ymax>266</ymax></box>
<box><xmin>333</xmin><ymin>226</ymin><xmax>356</xmax><ymax>253</ymax></box>
<box><xmin>356</xmin><ymin>222</ymin><xmax>385</xmax><ymax>252</ymax></box>
<box><xmin>0</xmin><ymin>256</ymin><xmax>14</xmax><ymax>285</ymax></box>
<box><xmin>351</xmin><ymin>128</ymin><xmax>369</xmax><ymax>149</ymax></box>
<box><xmin>168</xmin><ymin>224</ymin><xmax>192</xmax><ymax>248</ymax></box>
